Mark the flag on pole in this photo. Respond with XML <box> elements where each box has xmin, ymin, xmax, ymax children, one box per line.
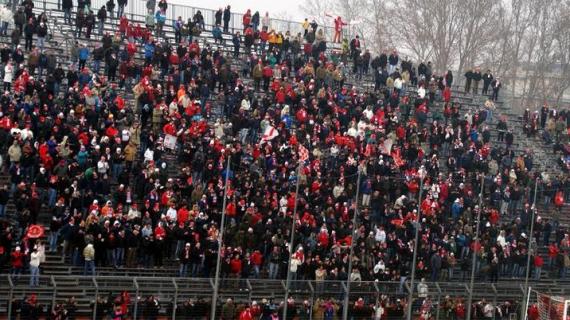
<box><xmin>298</xmin><ymin>144</ymin><xmax>309</xmax><ymax>162</ymax></box>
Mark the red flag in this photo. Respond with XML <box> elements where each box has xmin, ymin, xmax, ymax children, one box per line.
<box><xmin>298</xmin><ymin>144</ymin><xmax>309</xmax><ymax>162</ymax></box>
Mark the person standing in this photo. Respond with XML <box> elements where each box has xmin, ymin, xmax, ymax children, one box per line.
<box><xmin>97</xmin><ymin>5</ymin><xmax>107</xmax><ymax>36</ymax></box>
<box><xmin>350</xmin><ymin>35</ymin><xmax>361</xmax><ymax>74</ymax></box>
<box><xmin>328</xmin><ymin>15</ymin><xmax>346</xmax><ymax>43</ymax></box>
<box><xmin>223</xmin><ymin>5</ymin><xmax>231</xmax><ymax>33</ymax></box>
<box><xmin>472</xmin><ymin>67</ymin><xmax>482</xmax><ymax>94</ymax></box>
<box><xmin>83</xmin><ymin>242</ymin><xmax>95</xmax><ymax>276</ymax></box>
<box><xmin>62</xmin><ymin>0</ymin><xmax>73</xmax><ymax>25</ymax></box>
<box><xmin>36</xmin><ymin>21</ymin><xmax>47</xmax><ymax>51</ymax></box>
<box><xmin>29</xmin><ymin>246</ymin><xmax>41</xmax><ymax>287</ymax></box>
<box><xmin>3</xmin><ymin>61</ymin><xmax>12</xmax><ymax>91</ymax></box>
<box><xmin>106</xmin><ymin>0</ymin><xmax>116</xmax><ymax>21</ymax></box>
<box><xmin>10</xmin><ymin>246</ymin><xmax>24</xmax><ymax>281</ymax></box>
<box><xmin>482</xmin><ymin>69</ymin><xmax>493</xmax><ymax>95</ymax></box>
<box><xmin>23</xmin><ymin>18</ymin><xmax>34</xmax><ymax>51</ymax></box>
<box><xmin>464</xmin><ymin>68</ymin><xmax>473</xmax><ymax>93</ymax></box>
<box><xmin>262</xmin><ymin>12</ymin><xmax>270</xmax><ymax>30</ymax></box>
<box><xmin>178</xmin><ymin>242</ymin><xmax>191</xmax><ymax>277</ymax></box>
<box><xmin>117</xmin><ymin>0</ymin><xmax>127</xmax><ymax>20</ymax></box>
<box><xmin>491</xmin><ymin>77</ymin><xmax>501</xmax><ymax>101</ymax></box>
<box><xmin>215</xmin><ymin>8</ymin><xmax>222</xmax><ymax>26</ymax></box>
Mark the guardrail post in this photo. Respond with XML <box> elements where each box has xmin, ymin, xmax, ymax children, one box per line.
<box><xmin>92</xmin><ymin>277</ymin><xmax>98</xmax><ymax>320</ymax></box>
<box><xmin>373</xmin><ymin>281</ymin><xmax>380</xmax><ymax>304</ymax></box>
<box><xmin>307</xmin><ymin>281</ymin><xmax>315</xmax><ymax>320</ymax></box>
<box><xmin>246</xmin><ymin>279</ymin><xmax>252</xmax><ymax>303</ymax></box>
<box><xmin>133</xmin><ymin>278</ymin><xmax>139</xmax><ymax>319</ymax></box>
<box><xmin>50</xmin><ymin>275</ymin><xmax>57</xmax><ymax>309</ymax></box>
<box><xmin>341</xmin><ymin>281</ymin><xmax>348</xmax><ymax>307</ymax></box>
<box><xmin>491</xmin><ymin>284</ymin><xmax>498</xmax><ymax>320</ymax></box>
<box><xmin>7</xmin><ymin>275</ymin><xmax>14</xmax><ymax>320</ymax></box>
<box><xmin>435</xmin><ymin>283</ymin><xmax>442</xmax><ymax>320</ymax></box>
<box><xmin>171</xmin><ymin>278</ymin><xmax>178</xmax><ymax>320</ymax></box>
<box><xmin>129</xmin><ymin>0</ymin><xmax>134</xmax><ymax>22</ymax></box>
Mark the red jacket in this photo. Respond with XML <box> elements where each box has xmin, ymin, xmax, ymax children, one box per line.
<box><xmin>250</xmin><ymin>251</ymin><xmax>263</xmax><ymax>266</ymax></box>
<box><xmin>242</xmin><ymin>12</ymin><xmax>251</xmax><ymax>26</ymax></box>
<box><xmin>528</xmin><ymin>304</ymin><xmax>539</xmax><ymax>320</ymax></box>
<box><xmin>549</xmin><ymin>244</ymin><xmax>559</xmax><ymax>258</ymax></box>
<box><xmin>534</xmin><ymin>255</ymin><xmax>544</xmax><ymax>268</ymax></box>
<box><xmin>119</xmin><ymin>17</ymin><xmax>129</xmax><ymax>33</ymax></box>
<box><xmin>262</xmin><ymin>66</ymin><xmax>273</xmax><ymax>78</ymax></box>
<box><xmin>177</xmin><ymin>208</ymin><xmax>189</xmax><ymax>225</ymax></box>
<box><xmin>443</xmin><ymin>87</ymin><xmax>451</xmax><ymax>103</ymax></box>
<box><xmin>333</xmin><ymin>17</ymin><xmax>346</xmax><ymax>32</ymax></box>
<box><xmin>11</xmin><ymin>251</ymin><xmax>24</xmax><ymax>268</ymax></box>
<box><xmin>230</xmin><ymin>258</ymin><xmax>242</xmax><ymax>274</ymax></box>
<box><xmin>239</xmin><ymin>309</ymin><xmax>253</xmax><ymax>320</ymax></box>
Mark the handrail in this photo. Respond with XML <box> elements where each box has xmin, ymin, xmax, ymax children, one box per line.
<box><xmin>491</xmin><ymin>284</ymin><xmax>499</xmax><ymax>320</ymax></box>
<box><xmin>435</xmin><ymin>283</ymin><xmax>442</xmax><ymax>320</ymax></box>
<box><xmin>404</xmin><ymin>281</ymin><xmax>411</xmax><ymax>295</ymax></box>
<box><xmin>50</xmin><ymin>275</ymin><xmax>57</xmax><ymax>310</ymax></box>
<box><xmin>92</xmin><ymin>277</ymin><xmax>99</xmax><ymax>320</ymax></box>
<box><xmin>7</xmin><ymin>274</ymin><xmax>14</xmax><ymax>320</ymax></box>
<box><xmin>133</xmin><ymin>277</ymin><xmax>140</xmax><ymax>319</ymax></box>
<box><xmin>246</xmin><ymin>279</ymin><xmax>253</xmax><ymax>303</ymax></box>
<box><xmin>171</xmin><ymin>278</ymin><xmax>178</xmax><ymax>320</ymax></box>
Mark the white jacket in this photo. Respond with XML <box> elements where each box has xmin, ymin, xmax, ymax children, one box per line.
<box><xmin>3</xmin><ymin>64</ymin><xmax>12</xmax><ymax>83</ymax></box>
<box><xmin>0</xmin><ymin>7</ymin><xmax>13</xmax><ymax>24</ymax></box>
<box><xmin>30</xmin><ymin>252</ymin><xmax>41</xmax><ymax>268</ymax></box>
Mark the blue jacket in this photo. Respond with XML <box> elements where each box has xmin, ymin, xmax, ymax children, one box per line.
<box><xmin>155</xmin><ymin>11</ymin><xmax>166</xmax><ymax>24</ymax></box>
<box><xmin>78</xmin><ymin>47</ymin><xmax>90</xmax><ymax>60</ymax></box>
<box><xmin>212</xmin><ymin>26</ymin><xmax>222</xmax><ymax>39</ymax></box>
<box><xmin>451</xmin><ymin>201</ymin><xmax>463</xmax><ymax>218</ymax></box>
<box><xmin>144</xmin><ymin>43</ymin><xmax>155</xmax><ymax>59</ymax></box>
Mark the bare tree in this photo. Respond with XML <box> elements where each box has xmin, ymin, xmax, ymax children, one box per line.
<box><xmin>455</xmin><ymin>0</ymin><xmax>501</xmax><ymax>74</ymax></box>
<box><xmin>298</xmin><ymin>0</ymin><xmax>334</xmax><ymax>28</ymax></box>
<box><xmin>389</xmin><ymin>0</ymin><xmax>464</xmax><ymax>73</ymax></box>
<box><xmin>363</xmin><ymin>0</ymin><xmax>391</xmax><ymax>53</ymax></box>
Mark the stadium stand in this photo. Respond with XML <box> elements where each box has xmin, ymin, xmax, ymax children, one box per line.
<box><xmin>0</xmin><ymin>0</ymin><xmax>570</xmax><ymax>319</ymax></box>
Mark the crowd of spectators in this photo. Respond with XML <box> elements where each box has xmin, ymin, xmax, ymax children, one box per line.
<box><xmin>0</xmin><ymin>0</ymin><xmax>569</xmax><ymax>318</ymax></box>
<box><xmin>7</xmin><ymin>292</ymin><xmax>522</xmax><ymax>320</ymax></box>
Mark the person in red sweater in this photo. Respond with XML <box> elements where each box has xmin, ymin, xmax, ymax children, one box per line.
<box><xmin>230</xmin><ymin>254</ymin><xmax>242</xmax><ymax>277</ymax></box>
<box><xmin>242</xmin><ymin>10</ymin><xmax>252</xmax><ymax>31</ymax></box>
<box><xmin>10</xmin><ymin>246</ymin><xmax>24</xmax><ymax>278</ymax></box>
<box><xmin>534</xmin><ymin>255</ymin><xmax>544</xmax><ymax>280</ymax></box>
<box><xmin>239</xmin><ymin>307</ymin><xmax>253</xmax><ymax>320</ymax></box>
<box><xmin>549</xmin><ymin>243</ymin><xmax>560</xmax><ymax>270</ymax></box>
<box><xmin>177</xmin><ymin>204</ymin><xmax>189</xmax><ymax>225</ymax></box>
<box><xmin>528</xmin><ymin>303</ymin><xmax>539</xmax><ymax>320</ymax></box>
<box><xmin>250</xmin><ymin>250</ymin><xmax>263</xmax><ymax>278</ymax></box>
<box><xmin>455</xmin><ymin>299</ymin><xmax>466</xmax><ymax>320</ymax></box>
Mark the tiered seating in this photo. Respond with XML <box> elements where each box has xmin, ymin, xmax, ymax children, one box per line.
<box><xmin>0</xmin><ymin>0</ymin><xmax>568</xmax><ymax>318</ymax></box>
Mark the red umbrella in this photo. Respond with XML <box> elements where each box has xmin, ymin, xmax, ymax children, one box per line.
<box><xmin>26</xmin><ymin>225</ymin><xmax>45</xmax><ymax>239</ymax></box>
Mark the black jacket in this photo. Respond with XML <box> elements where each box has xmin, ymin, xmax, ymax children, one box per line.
<box><xmin>97</xmin><ymin>7</ymin><xmax>107</xmax><ymax>21</ymax></box>
<box><xmin>62</xmin><ymin>0</ymin><xmax>73</xmax><ymax>9</ymax></box>
<box><xmin>223</xmin><ymin>8</ymin><xmax>231</xmax><ymax>22</ymax></box>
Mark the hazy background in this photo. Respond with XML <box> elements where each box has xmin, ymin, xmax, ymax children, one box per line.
<box><xmin>169</xmin><ymin>0</ymin><xmax>306</xmax><ymax>21</ymax></box>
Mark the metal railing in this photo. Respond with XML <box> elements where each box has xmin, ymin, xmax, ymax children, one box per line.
<box><xmin>33</xmin><ymin>0</ymin><xmax>339</xmax><ymax>39</ymax></box>
<box><xmin>2</xmin><ymin>274</ymin><xmax>565</xmax><ymax>319</ymax></box>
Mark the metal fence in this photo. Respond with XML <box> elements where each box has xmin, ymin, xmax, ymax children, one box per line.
<box><xmin>32</xmin><ymin>0</ymin><xmax>338</xmax><ymax>39</ymax></box>
<box><xmin>1</xmin><ymin>274</ymin><xmax>557</xmax><ymax>319</ymax></box>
